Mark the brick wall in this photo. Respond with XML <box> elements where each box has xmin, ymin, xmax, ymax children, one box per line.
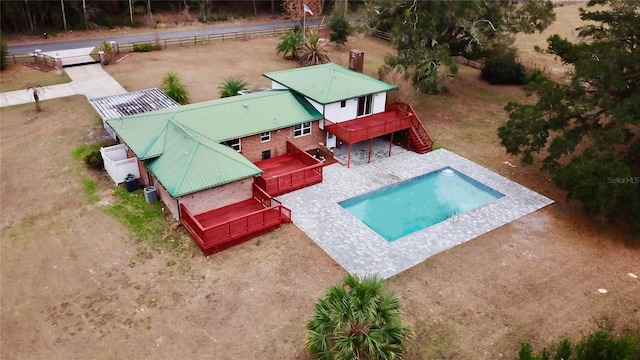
<box><xmin>151</xmin><ymin>173</ymin><xmax>254</xmax><ymax>220</ymax></box>
<box><xmin>239</xmin><ymin>121</ymin><xmax>325</xmax><ymax>162</ymax></box>
<box><xmin>125</xmin><ymin>147</ymin><xmax>151</xmax><ymax>186</ymax></box>
<box><xmin>178</xmin><ymin>179</ymin><xmax>253</xmax><ymax>216</ymax></box>
<box><xmin>154</xmin><ymin>180</ymin><xmax>180</xmax><ymax>219</ymax></box>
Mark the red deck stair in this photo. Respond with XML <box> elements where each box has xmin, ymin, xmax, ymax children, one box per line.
<box><xmin>405</xmin><ymin>104</ymin><xmax>434</xmax><ymax>154</ymax></box>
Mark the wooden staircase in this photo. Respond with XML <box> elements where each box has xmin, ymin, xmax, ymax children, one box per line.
<box><xmin>404</xmin><ymin>104</ymin><xmax>434</xmax><ymax>154</ymax></box>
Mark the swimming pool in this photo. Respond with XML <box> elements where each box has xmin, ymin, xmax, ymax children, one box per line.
<box><xmin>339</xmin><ymin>167</ymin><xmax>504</xmax><ymax>242</ymax></box>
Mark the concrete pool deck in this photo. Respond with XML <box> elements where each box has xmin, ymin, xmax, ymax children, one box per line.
<box><xmin>277</xmin><ymin>148</ymin><xmax>554</xmax><ymax>279</ymax></box>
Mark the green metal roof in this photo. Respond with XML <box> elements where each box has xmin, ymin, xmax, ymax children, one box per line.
<box><xmin>263</xmin><ymin>63</ymin><xmax>397</xmax><ymax>105</ymax></box>
<box><xmin>108</xmin><ymin>90</ymin><xmax>322</xmax><ymax>147</ymax></box>
<box><xmin>106</xmin><ymin>111</ymin><xmax>171</xmax><ymax>159</ymax></box>
<box><xmin>172</xmin><ymin>90</ymin><xmax>322</xmax><ymax>142</ymax></box>
<box><xmin>145</xmin><ymin>122</ymin><xmax>262</xmax><ymax>197</ymax></box>
<box><xmin>106</xmin><ymin>90</ymin><xmax>321</xmax><ymax>197</ymax></box>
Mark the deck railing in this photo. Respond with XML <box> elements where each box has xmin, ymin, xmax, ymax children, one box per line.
<box><xmin>324</xmin><ymin>103</ymin><xmax>415</xmax><ymax>144</ymax></box>
<box><xmin>403</xmin><ymin>102</ymin><xmax>434</xmax><ymax>152</ymax></box>
<box><xmin>180</xmin><ymin>185</ymin><xmax>291</xmax><ymax>254</ymax></box>
<box><xmin>253</xmin><ymin>184</ymin><xmax>292</xmax><ymax>222</ymax></box>
<box><xmin>254</xmin><ymin>141</ymin><xmax>324</xmax><ymax>197</ymax></box>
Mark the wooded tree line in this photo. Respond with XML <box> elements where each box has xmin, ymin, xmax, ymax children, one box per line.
<box><xmin>0</xmin><ymin>0</ymin><xmax>331</xmax><ymax>34</ymax></box>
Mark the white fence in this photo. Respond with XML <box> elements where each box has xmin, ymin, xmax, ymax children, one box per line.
<box><xmin>101</xmin><ymin>144</ymin><xmax>140</xmax><ymax>184</ymax></box>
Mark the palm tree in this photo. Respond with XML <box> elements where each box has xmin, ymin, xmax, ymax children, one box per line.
<box><xmin>161</xmin><ymin>72</ymin><xmax>190</xmax><ymax>105</ymax></box>
<box><xmin>276</xmin><ymin>29</ymin><xmax>303</xmax><ymax>59</ymax></box>
<box><xmin>25</xmin><ymin>83</ymin><xmax>45</xmax><ymax>112</ymax></box>
<box><xmin>218</xmin><ymin>78</ymin><xmax>247</xmax><ymax>98</ymax></box>
<box><xmin>299</xmin><ymin>29</ymin><xmax>331</xmax><ymax>66</ymax></box>
<box><xmin>305</xmin><ymin>274</ymin><xmax>412</xmax><ymax>360</ymax></box>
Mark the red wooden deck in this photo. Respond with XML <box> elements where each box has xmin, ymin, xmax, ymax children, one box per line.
<box><xmin>195</xmin><ymin>199</ymin><xmax>266</xmax><ymax>228</ymax></box>
<box><xmin>255</xmin><ymin>154</ymin><xmax>306</xmax><ymax>179</ymax></box>
<box><xmin>254</xmin><ymin>141</ymin><xmax>323</xmax><ymax>197</ymax></box>
<box><xmin>324</xmin><ymin>103</ymin><xmax>415</xmax><ymax>144</ymax></box>
<box><xmin>325</xmin><ymin>102</ymin><xmax>434</xmax><ymax>167</ymax></box>
<box><xmin>181</xmin><ymin>185</ymin><xmax>291</xmax><ymax>255</ymax></box>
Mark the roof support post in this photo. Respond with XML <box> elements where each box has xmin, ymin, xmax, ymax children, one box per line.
<box><xmin>368</xmin><ymin>138</ymin><xmax>373</xmax><ymax>163</ymax></box>
<box><xmin>347</xmin><ymin>143</ymin><xmax>352</xmax><ymax>168</ymax></box>
<box><xmin>388</xmin><ymin>132</ymin><xmax>394</xmax><ymax>157</ymax></box>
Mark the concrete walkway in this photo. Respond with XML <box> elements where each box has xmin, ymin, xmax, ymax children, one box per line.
<box><xmin>0</xmin><ymin>63</ymin><xmax>126</xmax><ymax>108</ymax></box>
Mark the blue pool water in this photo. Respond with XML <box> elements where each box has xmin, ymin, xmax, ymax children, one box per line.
<box><xmin>339</xmin><ymin>167</ymin><xmax>504</xmax><ymax>242</ymax></box>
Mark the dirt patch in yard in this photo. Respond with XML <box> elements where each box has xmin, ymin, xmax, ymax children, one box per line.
<box><xmin>2</xmin><ymin>5</ymin><xmax>639</xmax><ymax>360</ymax></box>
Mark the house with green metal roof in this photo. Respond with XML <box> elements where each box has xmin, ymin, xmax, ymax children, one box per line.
<box><xmin>103</xmin><ymin>61</ymin><xmax>433</xmax><ymax>254</ymax></box>
<box><xmin>264</xmin><ymin>62</ymin><xmax>398</xmax><ymax>149</ymax></box>
<box><xmin>106</xmin><ymin>89</ymin><xmax>324</xmax><ymax>220</ymax></box>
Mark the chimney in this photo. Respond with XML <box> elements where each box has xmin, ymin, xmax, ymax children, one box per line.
<box><xmin>348</xmin><ymin>49</ymin><xmax>364</xmax><ymax>73</ymax></box>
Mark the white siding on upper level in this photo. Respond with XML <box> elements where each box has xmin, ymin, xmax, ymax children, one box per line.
<box><xmin>372</xmin><ymin>92</ymin><xmax>387</xmax><ymax>113</ymax></box>
<box><xmin>271</xmin><ymin>81</ymin><xmax>287</xmax><ymax>90</ymax></box>
<box><xmin>324</xmin><ymin>98</ymin><xmax>356</xmax><ymax>122</ymax></box>
<box><xmin>324</xmin><ymin>91</ymin><xmax>388</xmax><ymax>124</ymax></box>
<box><xmin>307</xmin><ymin>97</ymin><xmax>323</xmax><ymax>114</ymax></box>
<box><xmin>271</xmin><ymin>79</ymin><xmax>390</xmax><ymax>127</ymax></box>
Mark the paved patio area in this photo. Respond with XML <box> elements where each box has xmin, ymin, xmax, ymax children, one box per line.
<box><xmin>277</xmin><ymin>148</ymin><xmax>554</xmax><ymax>279</ymax></box>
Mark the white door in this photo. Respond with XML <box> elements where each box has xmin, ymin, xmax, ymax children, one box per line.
<box><xmin>326</xmin><ymin>133</ymin><xmax>336</xmax><ymax>149</ymax></box>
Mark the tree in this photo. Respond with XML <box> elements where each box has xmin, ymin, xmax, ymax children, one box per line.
<box><xmin>218</xmin><ymin>78</ymin><xmax>247</xmax><ymax>98</ymax></box>
<box><xmin>498</xmin><ymin>0</ymin><xmax>640</xmax><ymax>232</ymax></box>
<box><xmin>327</xmin><ymin>0</ymin><xmax>352</xmax><ymax>47</ymax></box>
<box><xmin>82</xmin><ymin>0</ymin><xmax>88</xmax><ymax>29</ymax></box>
<box><xmin>304</xmin><ymin>274</ymin><xmax>412</xmax><ymax>360</ymax></box>
<box><xmin>25</xmin><ymin>83</ymin><xmax>45</xmax><ymax>112</ymax></box>
<box><xmin>379</xmin><ymin>65</ymin><xmax>417</xmax><ymax>105</ymax></box>
<box><xmin>145</xmin><ymin>0</ymin><xmax>153</xmax><ymax>24</ymax></box>
<box><xmin>282</xmin><ymin>0</ymin><xmax>322</xmax><ymax>23</ymax></box>
<box><xmin>24</xmin><ymin>0</ymin><xmax>34</xmax><ymax>32</ymax></box>
<box><xmin>161</xmin><ymin>72</ymin><xmax>190</xmax><ymax>105</ymax></box>
<box><xmin>361</xmin><ymin>0</ymin><xmax>555</xmax><ymax>93</ymax></box>
<box><xmin>276</xmin><ymin>29</ymin><xmax>303</xmax><ymax>59</ymax></box>
<box><xmin>0</xmin><ymin>36</ymin><xmax>8</xmax><ymax>71</ymax></box>
<box><xmin>60</xmin><ymin>0</ymin><xmax>67</xmax><ymax>31</ymax></box>
<box><xmin>299</xmin><ymin>29</ymin><xmax>330</xmax><ymax>66</ymax></box>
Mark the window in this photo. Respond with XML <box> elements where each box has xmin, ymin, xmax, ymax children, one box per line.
<box><xmin>260</xmin><ymin>132</ymin><xmax>271</xmax><ymax>143</ymax></box>
<box><xmin>262</xmin><ymin>150</ymin><xmax>271</xmax><ymax>160</ymax></box>
<box><xmin>294</xmin><ymin>122</ymin><xmax>311</xmax><ymax>137</ymax></box>
<box><xmin>340</xmin><ymin>100</ymin><xmax>346</xmax><ymax>108</ymax></box>
<box><xmin>357</xmin><ymin>95</ymin><xmax>373</xmax><ymax>117</ymax></box>
<box><xmin>224</xmin><ymin>138</ymin><xmax>241</xmax><ymax>152</ymax></box>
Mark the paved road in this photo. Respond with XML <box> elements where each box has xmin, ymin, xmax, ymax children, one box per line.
<box><xmin>8</xmin><ymin>18</ymin><xmax>324</xmax><ymax>55</ymax></box>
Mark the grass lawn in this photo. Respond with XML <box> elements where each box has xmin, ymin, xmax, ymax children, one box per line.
<box><xmin>0</xmin><ymin>61</ymin><xmax>72</xmax><ymax>92</ymax></box>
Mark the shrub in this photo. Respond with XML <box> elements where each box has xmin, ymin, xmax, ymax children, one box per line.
<box><xmin>83</xmin><ymin>148</ymin><xmax>104</xmax><ymax>170</ymax></box>
<box><xmin>299</xmin><ymin>29</ymin><xmax>330</xmax><ymax>66</ymax></box>
<box><xmin>161</xmin><ymin>72</ymin><xmax>190</xmax><ymax>105</ymax></box>
<box><xmin>133</xmin><ymin>43</ymin><xmax>154</xmax><ymax>52</ymax></box>
<box><xmin>218</xmin><ymin>78</ymin><xmax>247</xmax><ymax>98</ymax></box>
<box><xmin>518</xmin><ymin>326</ymin><xmax>640</xmax><ymax>360</ymax></box>
<box><xmin>481</xmin><ymin>52</ymin><xmax>526</xmax><ymax>85</ymax></box>
<box><xmin>275</xmin><ymin>29</ymin><xmax>303</xmax><ymax>59</ymax></box>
